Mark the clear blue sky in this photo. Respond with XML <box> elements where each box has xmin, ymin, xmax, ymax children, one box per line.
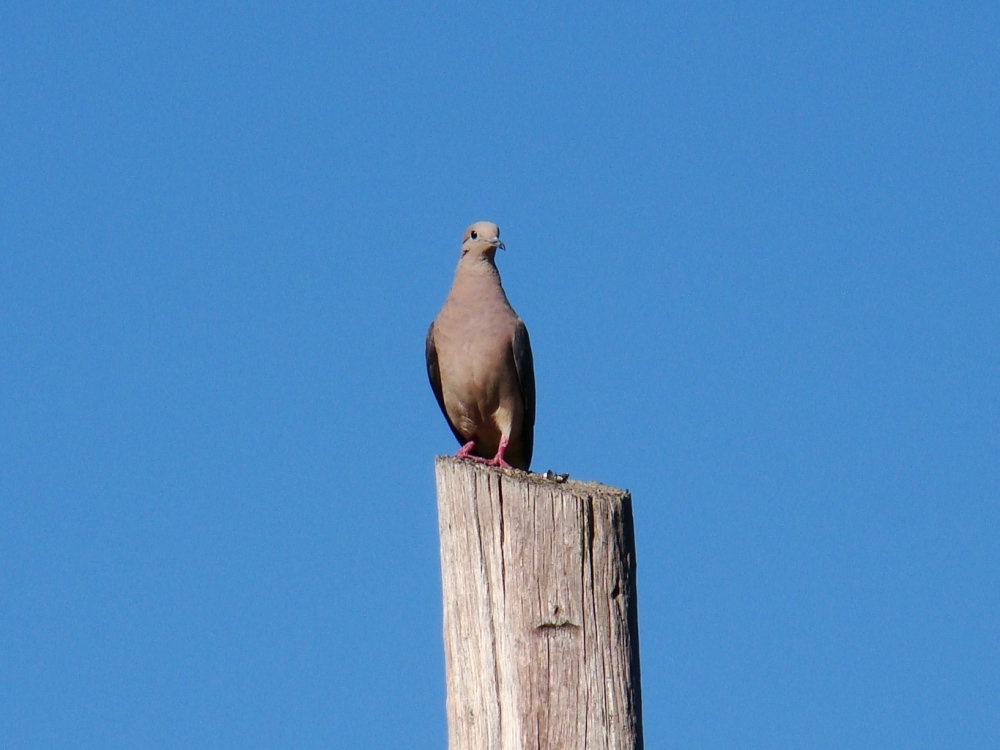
<box><xmin>2</xmin><ymin>2</ymin><xmax>998</xmax><ymax>748</ymax></box>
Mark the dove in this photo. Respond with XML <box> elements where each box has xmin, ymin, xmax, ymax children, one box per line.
<box><xmin>426</xmin><ymin>221</ymin><xmax>535</xmax><ymax>470</ymax></box>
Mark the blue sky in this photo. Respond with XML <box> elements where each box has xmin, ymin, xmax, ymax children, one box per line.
<box><xmin>1</xmin><ymin>2</ymin><xmax>998</xmax><ymax>748</ymax></box>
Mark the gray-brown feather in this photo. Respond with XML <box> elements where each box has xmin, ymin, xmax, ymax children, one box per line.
<box><xmin>511</xmin><ymin>320</ymin><xmax>535</xmax><ymax>469</ymax></box>
<box><xmin>426</xmin><ymin>322</ymin><xmax>465</xmax><ymax>446</ymax></box>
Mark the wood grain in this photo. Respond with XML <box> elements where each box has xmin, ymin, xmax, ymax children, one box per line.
<box><xmin>436</xmin><ymin>456</ymin><xmax>643</xmax><ymax>750</ymax></box>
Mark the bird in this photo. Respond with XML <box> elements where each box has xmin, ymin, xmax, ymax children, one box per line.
<box><xmin>426</xmin><ymin>221</ymin><xmax>535</xmax><ymax>471</ymax></box>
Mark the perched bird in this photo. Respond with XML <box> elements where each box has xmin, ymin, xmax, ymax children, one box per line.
<box><xmin>426</xmin><ymin>221</ymin><xmax>535</xmax><ymax>470</ymax></box>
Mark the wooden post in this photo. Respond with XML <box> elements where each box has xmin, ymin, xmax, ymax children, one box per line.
<box><xmin>435</xmin><ymin>456</ymin><xmax>643</xmax><ymax>750</ymax></box>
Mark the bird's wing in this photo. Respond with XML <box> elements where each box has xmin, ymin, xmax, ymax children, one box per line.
<box><xmin>426</xmin><ymin>321</ymin><xmax>465</xmax><ymax>446</ymax></box>
<box><xmin>512</xmin><ymin>319</ymin><xmax>536</xmax><ymax>467</ymax></box>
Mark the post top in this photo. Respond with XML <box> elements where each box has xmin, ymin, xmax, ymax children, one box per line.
<box><xmin>434</xmin><ymin>455</ymin><xmax>629</xmax><ymax>502</ymax></box>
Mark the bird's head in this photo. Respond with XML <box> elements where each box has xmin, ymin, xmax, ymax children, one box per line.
<box><xmin>461</xmin><ymin>221</ymin><xmax>505</xmax><ymax>259</ymax></box>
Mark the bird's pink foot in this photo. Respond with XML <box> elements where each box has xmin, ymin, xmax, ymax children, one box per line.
<box><xmin>486</xmin><ymin>437</ymin><xmax>514</xmax><ymax>469</ymax></box>
<box><xmin>455</xmin><ymin>440</ymin><xmax>488</xmax><ymax>463</ymax></box>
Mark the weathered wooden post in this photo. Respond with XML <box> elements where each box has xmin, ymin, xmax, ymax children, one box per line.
<box><xmin>435</xmin><ymin>456</ymin><xmax>643</xmax><ymax>750</ymax></box>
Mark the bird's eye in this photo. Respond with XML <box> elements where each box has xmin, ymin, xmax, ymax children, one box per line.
<box><xmin>470</xmin><ymin>230</ymin><xmax>478</xmax><ymax>240</ymax></box>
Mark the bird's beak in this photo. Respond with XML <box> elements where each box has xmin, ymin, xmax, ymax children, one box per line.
<box><xmin>492</xmin><ymin>239</ymin><xmax>506</xmax><ymax>251</ymax></box>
